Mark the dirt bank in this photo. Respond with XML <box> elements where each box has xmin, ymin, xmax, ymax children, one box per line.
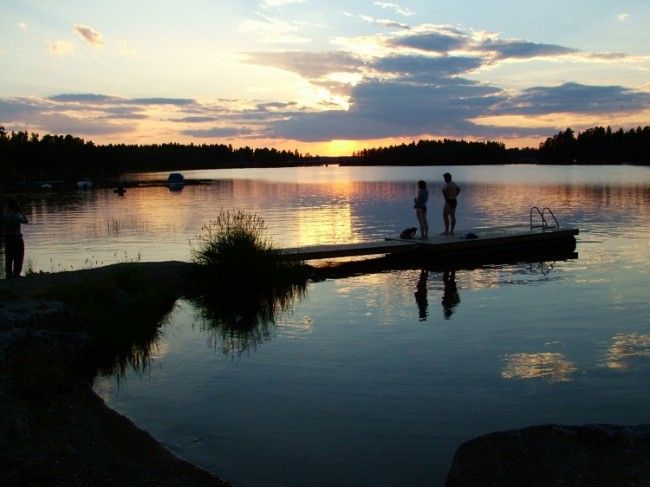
<box><xmin>0</xmin><ymin>262</ymin><xmax>227</xmax><ymax>485</ymax></box>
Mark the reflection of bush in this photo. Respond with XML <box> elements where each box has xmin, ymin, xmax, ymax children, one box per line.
<box><xmin>193</xmin><ymin>281</ymin><xmax>306</xmax><ymax>355</ymax></box>
<box><xmin>191</xmin><ymin>209</ymin><xmax>309</xmax><ymax>354</ymax></box>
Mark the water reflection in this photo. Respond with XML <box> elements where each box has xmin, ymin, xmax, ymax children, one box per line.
<box><xmin>413</xmin><ymin>269</ymin><xmax>461</xmax><ymax>321</ymax></box>
<box><xmin>191</xmin><ymin>281</ymin><xmax>307</xmax><ymax>355</ymax></box>
<box><xmin>442</xmin><ymin>269</ymin><xmax>460</xmax><ymax>320</ymax></box>
<box><xmin>414</xmin><ymin>270</ymin><xmax>428</xmax><ymax>321</ymax></box>
<box><xmin>603</xmin><ymin>333</ymin><xmax>650</xmax><ymax>370</ymax></box>
<box><xmin>7</xmin><ymin>166</ymin><xmax>650</xmax><ymax>274</ymax></box>
<box><xmin>501</xmin><ymin>352</ymin><xmax>577</xmax><ymax>382</ymax></box>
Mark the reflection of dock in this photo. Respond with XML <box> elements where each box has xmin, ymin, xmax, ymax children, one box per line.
<box><xmin>281</xmin><ymin>225</ymin><xmax>579</xmax><ymax>261</ymax></box>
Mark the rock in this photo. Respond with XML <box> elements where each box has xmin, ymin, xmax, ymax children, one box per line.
<box><xmin>446</xmin><ymin>424</ymin><xmax>650</xmax><ymax>486</ymax></box>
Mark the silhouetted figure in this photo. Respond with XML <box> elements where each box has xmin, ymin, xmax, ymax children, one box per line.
<box><xmin>414</xmin><ymin>180</ymin><xmax>429</xmax><ymax>239</ymax></box>
<box><xmin>442</xmin><ymin>269</ymin><xmax>460</xmax><ymax>319</ymax></box>
<box><xmin>414</xmin><ymin>269</ymin><xmax>429</xmax><ymax>321</ymax></box>
<box><xmin>3</xmin><ymin>200</ymin><xmax>28</xmax><ymax>278</ymax></box>
<box><xmin>441</xmin><ymin>173</ymin><xmax>460</xmax><ymax>235</ymax></box>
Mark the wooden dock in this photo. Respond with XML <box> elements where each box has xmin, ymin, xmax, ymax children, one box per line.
<box><xmin>280</xmin><ymin>225</ymin><xmax>579</xmax><ymax>261</ymax></box>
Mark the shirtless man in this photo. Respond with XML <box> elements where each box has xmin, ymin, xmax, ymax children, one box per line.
<box><xmin>441</xmin><ymin>172</ymin><xmax>460</xmax><ymax>235</ymax></box>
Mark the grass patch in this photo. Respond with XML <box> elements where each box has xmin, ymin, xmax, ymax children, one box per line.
<box><xmin>191</xmin><ymin>209</ymin><xmax>308</xmax><ymax>289</ymax></box>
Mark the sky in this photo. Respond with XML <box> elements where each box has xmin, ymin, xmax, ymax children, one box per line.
<box><xmin>1</xmin><ymin>0</ymin><xmax>650</xmax><ymax>155</ymax></box>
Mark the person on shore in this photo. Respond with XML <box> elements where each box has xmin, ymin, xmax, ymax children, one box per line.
<box><xmin>441</xmin><ymin>172</ymin><xmax>460</xmax><ymax>235</ymax></box>
<box><xmin>3</xmin><ymin>200</ymin><xmax>28</xmax><ymax>278</ymax></box>
<box><xmin>413</xmin><ymin>180</ymin><xmax>429</xmax><ymax>239</ymax></box>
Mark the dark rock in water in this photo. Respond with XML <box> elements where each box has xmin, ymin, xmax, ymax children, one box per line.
<box><xmin>446</xmin><ymin>424</ymin><xmax>650</xmax><ymax>486</ymax></box>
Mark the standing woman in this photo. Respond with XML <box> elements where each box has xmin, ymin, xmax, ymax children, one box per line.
<box><xmin>414</xmin><ymin>180</ymin><xmax>429</xmax><ymax>239</ymax></box>
<box><xmin>3</xmin><ymin>200</ymin><xmax>28</xmax><ymax>278</ymax></box>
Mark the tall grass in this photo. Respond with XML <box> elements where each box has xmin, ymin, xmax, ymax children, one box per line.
<box><xmin>191</xmin><ymin>209</ymin><xmax>308</xmax><ymax>288</ymax></box>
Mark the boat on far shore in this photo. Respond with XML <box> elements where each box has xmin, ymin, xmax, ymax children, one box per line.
<box><xmin>167</xmin><ymin>172</ymin><xmax>185</xmax><ymax>191</ymax></box>
<box><xmin>76</xmin><ymin>179</ymin><xmax>93</xmax><ymax>190</ymax></box>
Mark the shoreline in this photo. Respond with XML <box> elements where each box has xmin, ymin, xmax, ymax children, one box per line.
<box><xmin>0</xmin><ymin>262</ymin><xmax>227</xmax><ymax>485</ymax></box>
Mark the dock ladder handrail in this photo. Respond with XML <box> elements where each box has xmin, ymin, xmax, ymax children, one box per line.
<box><xmin>530</xmin><ymin>207</ymin><xmax>560</xmax><ymax>230</ymax></box>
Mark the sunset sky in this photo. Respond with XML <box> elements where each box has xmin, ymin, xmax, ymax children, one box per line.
<box><xmin>1</xmin><ymin>0</ymin><xmax>650</xmax><ymax>155</ymax></box>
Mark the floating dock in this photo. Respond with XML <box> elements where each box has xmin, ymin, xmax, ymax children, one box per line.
<box><xmin>280</xmin><ymin>225</ymin><xmax>579</xmax><ymax>261</ymax></box>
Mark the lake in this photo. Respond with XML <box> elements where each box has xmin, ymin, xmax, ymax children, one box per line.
<box><xmin>6</xmin><ymin>165</ymin><xmax>650</xmax><ymax>485</ymax></box>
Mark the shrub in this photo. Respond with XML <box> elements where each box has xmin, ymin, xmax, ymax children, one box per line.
<box><xmin>191</xmin><ymin>209</ymin><xmax>307</xmax><ymax>289</ymax></box>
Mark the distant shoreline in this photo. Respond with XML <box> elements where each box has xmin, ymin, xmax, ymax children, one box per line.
<box><xmin>2</xmin><ymin>160</ymin><xmax>649</xmax><ymax>190</ymax></box>
<box><xmin>2</xmin><ymin>125</ymin><xmax>648</xmax><ymax>183</ymax></box>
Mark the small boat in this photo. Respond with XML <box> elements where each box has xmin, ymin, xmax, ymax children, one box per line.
<box><xmin>76</xmin><ymin>179</ymin><xmax>92</xmax><ymax>190</ymax></box>
<box><xmin>167</xmin><ymin>172</ymin><xmax>184</xmax><ymax>191</ymax></box>
<box><xmin>113</xmin><ymin>186</ymin><xmax>126</xmax><ymax>196</ymax></box>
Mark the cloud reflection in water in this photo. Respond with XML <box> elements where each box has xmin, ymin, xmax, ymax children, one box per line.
<box><xmin>603</xmin><ymin>333</ymin><xmax>650</xmax><ymax>370</ymax></box>
<box><xmin>502</xmin><ymin>352</ymin><xmax>577</xmax><ymax>382</ymax></box>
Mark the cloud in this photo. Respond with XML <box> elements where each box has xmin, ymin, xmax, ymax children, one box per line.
<box><xmin>37</xmin><ymin>114</ymin><xmax>135</xmax><ymax>135</ymax></box>
<box><xmin>268</xmin><ymin>77</ymin><xmax>505</xmax><ymax>141</ymax></box>
<box><xmin>246</xmin><ymin>51</ymin><xmax>363</xmax><ymax>79</ymax></box>
<box><xmin>49</xmin><ymin>94</ymin><xmax>122</xmax><ymax>103</ymax></box>
<box><xmin>491</xmin><ymin>82</ymin><xmax>650</xmax><ymax>115</ymax></box>
<box><xmin>74</xmin><ymin>24</ymin><xmax>104</xmax><ymax>47</ymax></box>
<box><xmin>388</xmin><ymin>26</ymin><xmax>467</xmax><ymax>52</ymax></box>
<box><xmin>17</xmin><ymin>22</ymin><xmax>28</xmax><ymax>31</ymax></box>
<box><xmin>240</xmin><ymin>23</ymin><xmax>649</xmax><ymax>142</ymax></box>
<box><xmin>374</xmin><ymin>2</ymin><xmax>415</xmax><ymax>17</ymax></box>
<box><xmin>48</xmin><ymin>94</ymin><xmax>196</xmax><ymax>106</ymax></box>
<box><xmin>618</xmin><ymin>12</ymin><xmax>630</xmax><ymax>21</ymax></box>
<box><xmin>0</xmin><ymin>97</ymin><xmax>135</xmax><ymax>136</ymax></box>
<box><xmin>181</xmin><ymin>126</ymin><xmax>254</xmax><ymax>137</ymax></box>
<box><xmin>372</xmin><ymin>54</ymin><xmax>483</xmax><ymax>78</ymax></box>
<box><xmin>479</xmin><ymin>39</ymin><xmax>578</xmax><ymax>60</ymax></box>
<box><xmin>238</xmin><ymin>12</ymin><xmax>311</xmax><ymax>44</ymax></box>
<box><xmin>48</xmin><ymin>40</ymin><xmax>76</xmax><ymax>56</ymax></box>
<box><xmin>0</xmin><ymin>97</ymin><xmax>51</xmax><ymax>118</ymax></box>
<box><xmin>130</xmin><ymin>97</ymin><xmax>196</xmax><ymax>106</ymax></box>
<box><xmin>262</xmin><ymin>0</ymin><xmax>305</xmax><ymax>6</ymax></box>
<box><xmin>358</xmin><ymin>14</ymin><xmax>410</xmax><ymax>30</ymax></box>
<box><xmin>175</xmin><ymin>116</ymin><xmax>219</xmax><ymax>123</ymax></box>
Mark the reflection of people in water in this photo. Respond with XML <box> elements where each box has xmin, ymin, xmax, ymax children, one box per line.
<box><xmin>414</xmin><ymin>269</ymin><xmax>428</xmax><ymax>321</ymax></box>
<box><xmin>442</xmin><ymin>269</ymin><xmax>460</xmax><ymax>319</ymax></box>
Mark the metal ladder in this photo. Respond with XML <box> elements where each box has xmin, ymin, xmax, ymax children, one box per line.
<box><xmin>530</xmin><ymin>207</ymin><xmax>559</xmax><ymax>230</ymax></box>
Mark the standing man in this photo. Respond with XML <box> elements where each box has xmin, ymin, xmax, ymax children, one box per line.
<box><xmin>3</xmin><ymin>200</ymin><xmax>28</xmax><ymax>278</ymax></box>
<box><xmin>442</xmin><ymin>172</ymin><xmax>460</xmax><ymax>235</ymax></box>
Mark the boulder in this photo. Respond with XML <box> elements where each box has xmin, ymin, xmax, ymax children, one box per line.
<box><xmin>446</xmin><ymin>424</ymin><xmax>650</xmax><ymax>486</ymax></box>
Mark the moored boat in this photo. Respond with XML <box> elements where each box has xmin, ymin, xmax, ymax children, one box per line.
<box><xmin>167</xmin><ymin>172</ymin><xmax>185</xmax><ymax>191</ymax></box>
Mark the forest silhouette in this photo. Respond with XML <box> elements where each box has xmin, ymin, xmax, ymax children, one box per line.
<box><xmin>1</xmin><ymin>124</ymin><xmax>648</xmax><ymax>182</ymax></box>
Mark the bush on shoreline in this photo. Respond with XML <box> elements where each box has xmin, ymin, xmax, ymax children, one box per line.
<box><xmin>191</xmin><ymin>209</ymin><xmax>308</xmax><ymax>289</ymax></box>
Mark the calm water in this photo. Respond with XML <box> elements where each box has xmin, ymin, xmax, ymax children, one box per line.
<box><xmin>7</xmin><ymin>165</ymin><xmax>650</xmax><ymax>485</ymax></box>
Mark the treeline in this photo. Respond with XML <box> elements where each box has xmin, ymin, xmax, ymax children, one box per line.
<box><xmin>2</xmin><ymin>125</ymin><xmax>649</xmax><ymax>181</ymax></box>
<box><xmin>0</xmin><ymin>127</ymin><xmax>306</xmax><ymax>180</ymax></box>
<box><xmin>538</xmin><ymin>126</ymin><xmax>650</xmax><ymax>164</ymax></box>
<box><xmin>350</xmin><ymin>139</ymin><xmax>534</xmax><ymax>165</ymax></box>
